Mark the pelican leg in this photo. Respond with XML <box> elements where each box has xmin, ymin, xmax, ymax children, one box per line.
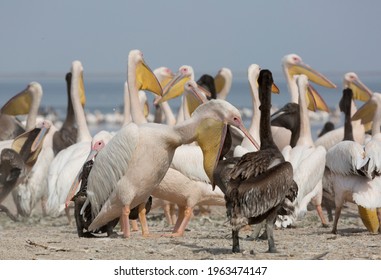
<box><xmin>247</xmin><ymin>220</ymin><xmax>265</xmax><ymax>240</ymax></box>
<box><xmin>163</xmin><ymin>203</ymin><xmax>173</xmax><ymax>225</ymax></box>
<box><xmin>170</xmin><ymin>206</ymin><xmax>193</xmax><ymax>237</ymax></box>
<box><xmin>41</xmin><ymin>196</ymin><xmax>48</xmax><ymax>217</ymax></box>
<box><xmin>0</xmin><ymin>204</ymin><xmax>18</xmax><ymax>222</ymax></box>
<box><xmin>131</xmin><ymin>220</ymin><xmax>139</xmax><ymax>231</ymax></box>
<box><xmin>331</xmin><ymin>206</ymin><xmax>342</xmax><ymax>235</ymax></box>
<box><xmin>232</xmin><ymin>229</ymin><xmax>240</xmax><ymax>253</ymax></box>
<box><xmin>377</xmin><ymin>208</ymin><xmax>381</xmax><ymax>233</ymax></box>
<box><xmin>138</xmin><ymin>203</ymin><xmax>150</xmax><ymax>237</ymax></box>
<box><xmin>170</xmin><ymin>203</ymin><xmax>177</xmax><ymax>225</ymax></box>
<box><xmin>121</xmin><ymin>205</ymin><xmax>131</xmax><ymax>238</ymax></box>
<box><xmin>65</xmin><ymin>206</ymin><xmax>72</xmax><ymax>225</ymax></box>
<box><xmin>315</xmin><ymin>205</ymin><xmax>329</xmax><ymax>228</ymax></box>
<box><xmin>265</xmin><ymin>210</ymin><xmax>279</xmax><ymax>253</ymax></box>
<box><xmin>172</xmin><ymin>205</ymin><xmax>185</xmax><ymax>233</ymax></box>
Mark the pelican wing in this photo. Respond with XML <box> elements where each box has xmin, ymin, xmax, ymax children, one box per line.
<box><xmin>87</xmin><ymin>123</ymin><xmax>139</xmax><ymax>219</ymax></box>
<box><xmin>227</xmin><ymin>162</ymin><xmax>297</xmax><ymax>220</ymax></box>
<box><xmin>229</xmin><ymin>149</ymin><xmax>284</xmax><ymax>180</ymax></box>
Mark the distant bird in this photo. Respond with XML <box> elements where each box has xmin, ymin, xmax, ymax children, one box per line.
<box><xmin>314</xmin><ymin>72</ymin><xmax>372</xmax><ymax>150</ymax></box>
<box><xmin>52</xmin><ymin>72</ymin><xmax>84</xmax><ymax>155</ymax></box>
<box><xmin>214</xmin><ymin>67</ymin><xmax>233</xmax><ymax>100</ymax></box>
<box><xmin>318</xmin><ymin>121</ymin><xmax>335</xmax><ymax>138</ymax></box>
<box><xmin>224</xmin><ymin>69</ymin><xmax>298</xmax><ymax>254</ymax></box>
<box><xmin>84</xmin><ymin>50</ymin><xmax>258</xmax><ymax>239</ymax></box>
<box><xmin>197</xmin><ymin>74</ymin><xmax>216</xmax><ymax>99</ymax></box>
<box><xmin>0</xmin><ymin>82</ymin><xmax>43</xmax><ymax>141</ymax></box>
<box><xmin>326</xmin><ymin>91</ymin><xmax>381</xmax><ymax>234</ymax></box>
<box><xmin>272</xmin><ymin>54</ymin><xmax>336</xmax><ymax>151</ymax></box>
<box><xmin>275</xmin><ymin>75</ymin><xmax>328</xmax><ymax>228</ymax></box>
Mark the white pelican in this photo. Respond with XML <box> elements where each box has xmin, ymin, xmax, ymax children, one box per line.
<box><xmin>11</xmin><ymin>120</ymin><xmax>57</xmax><ymax>217</ymax></box>
<box><xmin>0</xmin><ymin>122</ymin><xmax>50</xmax><ymax>221</ymax></box>
<box><xmin>224</xmin><ymin>69</ymin><xmax>297</xmax><ymax>254</ymax></box>
<box><xmin>324</xmin><ymin>90</ymin><xmax>381</xmax><ymax>234</ymax></box>
<box><xmin>314</xmin><ymin>72</ymin><xmax>372</xmax><ymax>150</ymax></box>
<box><xmin>233</xmin><ymin>64</ymin><xmax>261</xmax><ymax>157</ymax></box>
<box><xmin>0</xmin><ymin>82</ymin><xmax>43</xmax><ymax>141</ymax></box>
<box><xmin>276</xmin><ymin>75</ymin><xmax>328</xmax><ymax>227</ymax></box>
<box><xmin>84</xmin><ymin>51</ymin><xmax>258</xmax><ymax>238</ymax></box>
<box><xmin>45</xmin><ymin>61</ymin><xmax>116</xmax><ymax>222</ymax></box>
<box><xmin>272</xmin><ymin>54</ymin><xmax>336</xmax><ymax>150</ymax></box>
<box><xmin>151</xmin><ymin>81</ymin><xmax>227</xmax><ymax>237</ymax></box>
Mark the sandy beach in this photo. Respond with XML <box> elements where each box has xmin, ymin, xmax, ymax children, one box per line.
<box><xmin>0</xmin><ymin>195</ymin><xmax>380</xmax><ymax>261</ymax></box>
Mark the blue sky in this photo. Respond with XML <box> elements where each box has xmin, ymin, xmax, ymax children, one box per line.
<box><xmin>1</xmin><ymin>0</ymin><xmax>381</xmax><ymax>79</ymax></box>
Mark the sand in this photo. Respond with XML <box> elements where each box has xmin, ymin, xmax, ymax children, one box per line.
<box><xmin>0</xmin><ymin>195</ymin><xmax>380</xmax><ymax>261</ymax></box>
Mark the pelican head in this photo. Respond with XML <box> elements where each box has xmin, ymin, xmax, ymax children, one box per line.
<box><xmin>71</xmin><ymin>61</ymin><xmax>86</xmax><ymax>107</ymax></box>
<box><xmin>343</xmin><ymin>72</ymin><xmax>372</xmax><ymax>102</ymax></box>
<box><xmin>128</xmin><ymin>49</ymin><xmax>163</xmax><ymax>97</ymax></box>
<box><xmin>157</xmin><ymin>65</ymin><xmax>194</xmax><ymax>103</ymax></box>
<box><xmin>192</xmin><ymin>99</ymin><xmax>259</xmax><ymax>184</ymax></box>
<box><xmin>282</xmin><ymin>54</ymin><xmax>336</xmax><ymax>88</ymax></box>
<box><xmin>1</xmin><ymin>82</ymin><xmax>43</xmax><ymax>116</ymax></box>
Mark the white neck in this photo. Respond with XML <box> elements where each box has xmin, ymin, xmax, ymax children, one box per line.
<box><xmin>71</xmin><ymin>63</ymin><xmax>91</xmax><ymax>142</ymax></box>
<box><xmin>296</xmin><ymin>78</ymin><xmax>314</xmax><ymax>146</ymax></box>
<box><xmin>128</xmin><ymin>62</ymin><xmax>147</xmax><ymax>125</ymax></box>
<box><xmin>283</xmin><ymin>67</ymin><xmax>299</xmax><ymax>103</ymax></box>
<box><xmin>25</xmin><ymin>86</ymin><xmax>43</xmax><ymax>130</ymax></box>
<box><xmin>241</xmin><ymin>73</ymin><xmax>260</xmax><ymax>149</ymax></box>
<box><xmin>122</xmin><ymin>81</ymin><xmax>132</xmax><ymax>126</ymax></box>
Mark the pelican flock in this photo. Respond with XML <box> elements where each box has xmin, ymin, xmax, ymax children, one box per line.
<box><xmin>1</xmin><ymin>49</ymin><xmax>381</xmax><ymax>259</ymax></box>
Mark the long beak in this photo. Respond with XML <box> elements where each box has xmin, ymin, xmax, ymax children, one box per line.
<box><xmin>185</xmin><ymin>84</ymin><xmax>209</xmax><ymax>115</ymax></box>
<box><xmin>358</xmin><ymin>205</ymin><xmax>380</xmax><ymax>234</ymax></box>
<box><xmin>347</xmin><ymin>78</ymin><xmax>372</xmax><ymax>102</ymax></box>
<box><xmin>237</xmin><ymin>123</ymin><xmax>260</xmax><ymax>150</ymax></box>
<box><xmin>288</xmin><ymin>63</ymin><xmax>336</xmax><ymax>88</ymax></box>
<box><xmin>214</xmin><ymin>71</ymin><xmax>226</xmax><ymax>94</ymax></box>
<box><xmin>196</xmin><ymin>119</ymin><xmax>228</xmax><ymax>185</ymax></box>
<box><xmin>352</xmin><ymin>98</ymin><xmax>377</xmax><ymax>124</ymax></box>
<box><xmin>306</xmin><ymin>84</ymin><xmax>329</xmax><ymax>112</ymax></box>
<box><xmin>31</xmin><ymin>124</ymin><xmax>49</xmax><ymax>152</ymax></box>
<box><xmin>156</xmin><ymin>71</ymin><xmax>191</xmax><ymax>104</ymax></box>
<box><xmin>64</xmin><ymin>148</ymin><xmax>98</xmax><ymax>208</ymax></box>
<box><xmin>1</xmin><ymin>86</ymin><xmax>32</xmax><ymax>115</ymax></box>
<box><xmin>79</xmin><ymin>71</ymin><xmax>86</xmax><ymax>107</ymax></box>
<box><xmin>136</xmin><ymin>61</ymin><xmax>163</xmax><ymax>96</ymax></box>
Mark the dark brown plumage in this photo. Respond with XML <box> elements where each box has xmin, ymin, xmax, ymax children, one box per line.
<box><xmin>271</xmin><ymin>102</ymin><xmax>300</xmax><ymax>147</ymax></box>
<box><xmin>72</xmin><ymin>158</ymin><xmax>152</xmax><ymax>238</ymax></box>
<box><xmin>52</xmin><ymin>72</ymin><xmax>78</xmax><ymax>155</ymax></box>
<box><xmin>224</xmin><ymin>69</ymin><xmax>298</xmax><ymax>254</ymax></box>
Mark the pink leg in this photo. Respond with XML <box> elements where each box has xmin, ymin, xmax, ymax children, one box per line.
<box><xmin>172</xmin><ymin>205</ymin><xmax>185</xmax><ymax>233</ymax></box>
<box><xmin>138</xmin><ymin>203</ymin><xmax>150</xmax><ymax>237</ymax></box>
<box><xmin>163</xmin><ymin>204</ymin><xmax>173</xmax><ymax>225</ymax></box>
<box><xmin>121</xmin><ymin>205</ymin><xmax>131</xmax><ymax>238</ymax></box>
<box><xmin>316</xmin><ymin>205</ymin><xmax>329</xmax><ymax>228</ymax></box>
<box><xmin>131</xmin><ymin>220</ymin><xmax>139</xmax><ymax>231</ymax></box>
<box><xmin>171</xmin><ymin>206</ymin><xmax>193</xmax><ymax>237</ymax></box>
